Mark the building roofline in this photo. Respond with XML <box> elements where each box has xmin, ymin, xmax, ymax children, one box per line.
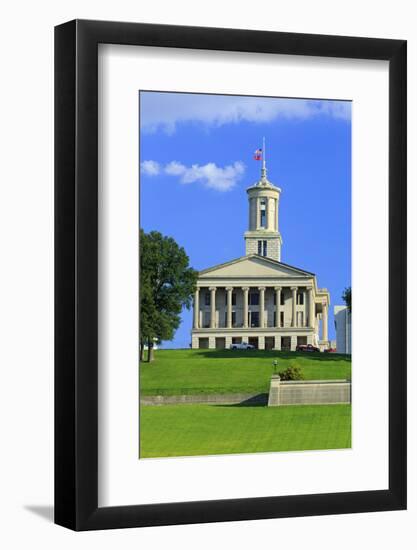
<box><xmin>199</xmin><ymin>254</ymin><xmax>316</xmax><ymax>277</ymax></box>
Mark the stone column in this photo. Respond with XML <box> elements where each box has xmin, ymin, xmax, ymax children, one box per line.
<box><xmin>242</xmin><ymin>287</ymin><xmax>249</xmax><ymax>328</ymax></box>
<box><xmin>291</xmin><ymin>286</ymin><xmax>297</xmax><ymax>327</ymax></box>
<box><xmin>268</xmin><ymin>197</ymin><xmax>275</xmax><ymax>231</ymax></box>
<box><xmin>266</xmin><ymin>197</ymin><xmax>274</xmax><ymax>231</ymax></box>
<box><xmin>290</xmin><ymin>335</ymin><xmax>297</xmax><ymax>352</ymax></box>
<box><xmin>209</xmin><ymin>286</ymin><xmax>216</xmax><ymax>329</ymax></box>
<box><xmin>274</xmin><ymin>335</ymin><xmax>281</xmax><ymax>351</ymax></box>
<box><xmin>259</xmin><ymin>287</ymin><xmax>266</xmax><ymax>328</ymax></box>
<box><xmin>322</xmin><ymin>302</ymin><xmax>328</xmax><ymax>342</ymax></box>
<box><xmin>256</xmin><ymin>198</ymin><xmax>260</xmax><ymax>229</ymax></box>
<box><xmin>307</xmin><ymin>287</ymin><xmax>314</xmax><ymax>328</ymax></box>
<box><xmin>275</xmin><ymin>198</ymin><xmax>278</xmax><ymax>231</ymax></box>
<box><xmin>274</xmin><ymin>286</ymin><xmax>281</xmax><ymax>328</ymax></box>
<box><xmin>193</xmin><ymin>288</ymin><xmax>199</xmax><ymax>329</ymax></box>
<box><xmin>301</xmin><ymin>290</ymin><xmax>305</xmax><ymax>326</ymax></box>
<box><xmin>226</xmin><ymin>286</ymin><xmax>233</xmax><ymax>328</ymax></box>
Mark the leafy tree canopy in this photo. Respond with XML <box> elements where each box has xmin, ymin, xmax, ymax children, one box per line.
<box><xmin>140</xmin><ymin>230</ymin><xmax>198</xmax><ymax>359</ymax></box>
<box><xmin>342</xmin><ymin>286</ymin><xmax>351</xmax><ymax>312</ymax></box>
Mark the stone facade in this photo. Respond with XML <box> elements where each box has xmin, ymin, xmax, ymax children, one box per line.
<box><xmin>245</xmin><ymin>234</ymin><xmax>282</xmax><ymax>262</ymax></box>
<box><xmin>191</xmin><ymin>154</ymin><xmax>330</xmax><ymax>351</ymax></box>
<box><xmin>268</xmin><ymin>376</ymin><xmax>351</xmax><ymax>406</ymax></box>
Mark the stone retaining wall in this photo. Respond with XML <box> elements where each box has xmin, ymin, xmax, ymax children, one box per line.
<box><xmin>268</xmin><ymin>375</ymin><xmax>351</xmax><ymax>406</ymax></box>
<box><xmin>141</xmin><ymin>379</ymin><xmax>351</xmax><ymax>407</ymax></box>
<box><xmin>141</xmin><ymin>393</ymin><xmax>268</xmax><ymax>406</ymax></box>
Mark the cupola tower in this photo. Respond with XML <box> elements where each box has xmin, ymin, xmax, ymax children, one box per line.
<box><xmin>244</xmin><ymin>139</ymin><xmax>282</xmax><ymax>261</ymax></box>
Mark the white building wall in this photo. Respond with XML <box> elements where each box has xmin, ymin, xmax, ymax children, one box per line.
<box><xmin>334</xmin><ymin>305</ymin><xmax>351</xmax><ymax>354</ymax></box>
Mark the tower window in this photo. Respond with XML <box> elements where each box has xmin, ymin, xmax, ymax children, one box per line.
<box><xmin>204</xmin><ymin>292</ymin><xmax>210</xmax><ymax>306</ymax></box>
<box><xmin>297</xmin><ymin>291</ymin><xmax>304</xmax><ymax>305</ymax></box>
<box><xmin>257</xmin><ymin>240</ymin><xmax>267</xmax><ymax>256</ymax></box>
<box><xmin>249</xmin><ymin>292</ymin><xmax>259</xmax><ymax>306</ymax></box>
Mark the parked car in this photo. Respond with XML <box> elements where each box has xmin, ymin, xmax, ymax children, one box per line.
<box><xmin>324</xmin><ymin>347</ymin><xmax>337</xmax><ymax>353</ymax></box>
<box><xmin>230</xmin><ymin>342</ymin><xmax>255</xmax><ymax>350</ymax></box>
<box><xmin>296</xmin><ymin>343</ymin><xmax>320</xmax><ymax>353</ymax></box>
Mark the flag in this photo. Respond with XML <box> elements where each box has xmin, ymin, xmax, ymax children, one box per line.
<box><xmin>253</xmin><ymin>148</ymin><xmax>262</xmax><ymax>161</ymax></box>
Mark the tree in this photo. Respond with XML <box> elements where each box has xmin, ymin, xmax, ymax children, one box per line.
<box><xmin>342</xmin><ymin>286</ymin><xmax>351</xmax><ymax>312</ymax></box>
<box><xmin>140</xmin><ymin>230</ymin><xmax>198</xmax><ymax>362</ymax></box>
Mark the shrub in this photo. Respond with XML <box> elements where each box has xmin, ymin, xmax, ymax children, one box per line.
<box><xmin>277</xmin><ymin>364</ymin><xmax>305</xmax><ymax>381</ymax></box>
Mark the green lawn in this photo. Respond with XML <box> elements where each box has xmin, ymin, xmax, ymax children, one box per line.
<box><xmin>140</xmin><ymin>403</ymin><xmax>351</xmax><ymax>457</ymax></box>
<box><xmin>140</xmin><ymin>349</ymin><xmax>351</xmax><ymax>395</ymax></box>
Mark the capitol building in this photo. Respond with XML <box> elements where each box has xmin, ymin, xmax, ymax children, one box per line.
<box><xmin>191</xmin><ymin>149</ymin><xmax>330</xmax><ymax>351</ymax></box>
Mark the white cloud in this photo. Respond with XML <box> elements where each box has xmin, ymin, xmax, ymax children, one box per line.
<box><xmin>164</xmin><ymin>161</ymin><xmax>185</xmax><ymax>177</ymax></box>
<box><xmin>140</xmin><ymin>93</ymin><xmax>351</xmax><ymax>134</ymax></box>
<box><xmin>141</xmin><ymin>160</ymin><xmax>245</xmax><ymax>192</ymax></box>
<box><xmin>140</xmin><ymin>160</ymin><xmax>160</xmax><ymax>175</ymax></box>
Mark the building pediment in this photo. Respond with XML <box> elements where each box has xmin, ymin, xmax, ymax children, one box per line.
<box><xmin>199</xmin><ymin>255</ymin><xmax>314</xmax><ymax>280</ymax></box>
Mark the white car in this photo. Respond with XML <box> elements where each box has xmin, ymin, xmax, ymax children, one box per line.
<box><xmin>230</xmin><ymin>342</ymin><xmax>255</xmax><ymax>350</ymax></box>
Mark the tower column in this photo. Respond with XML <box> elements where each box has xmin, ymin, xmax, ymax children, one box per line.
<box><xmin>193</xmin><ymin>288</ymin><xmax>199</xmax><ymax>329</ymax></box>
<box><xmin>259</xmin><ymin>287</ymin><xmax>266</xmax><ymax>328</ymax></box>
<box><xmin>274</xmin><ymin>286</ymin><xmax>281</xmax><ymax>328</ymax></box>
<box><xmin>268</xmin><ymin>197</ymin><xmax>274</xmax><ymax>231</ymax></box>
<box><xmin>275</xmin><ymin>198</ymin><xmax>278</xmax><ymax>231</ymax></box>
<box><xmin>209</xmin><ymin>286</ymin><xmax>217</xmax><ymax>329</ymax></box>
<box><xmin>226</xmin><ymin>287</ymin><xmax>233</xmax><ymax>329</ymax></box>
<box><xmin>291</xmin><ymin>286</ymin><xmax>297</xmax><ymax>327</ymax></box>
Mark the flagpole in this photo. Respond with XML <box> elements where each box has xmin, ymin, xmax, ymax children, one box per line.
<box><xmin>262</xmin><ymin>136</ymin><xmax>266</xmax><ymax>179</ymax></box>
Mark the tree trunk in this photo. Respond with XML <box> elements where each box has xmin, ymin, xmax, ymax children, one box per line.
<box><xmin>147</xmin><ymin>339</ymin><xmax>155</xmax><ymax>362</ymax></box>
<box><xmin>139</xmin><ymin>341</ymin><xmax>144</xmax><ymax>362</ymax></box>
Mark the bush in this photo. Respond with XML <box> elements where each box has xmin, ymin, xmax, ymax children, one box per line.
<box><xmin>277</xmin><ymin>364</ymin><xmax>305</xmax><ymax>381</ymax></box>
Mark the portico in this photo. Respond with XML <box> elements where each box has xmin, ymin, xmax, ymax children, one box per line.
<box><xmin>191</xmin><ymin>256</ymin><xmax>330</xmax><ymax>351</ymax></box>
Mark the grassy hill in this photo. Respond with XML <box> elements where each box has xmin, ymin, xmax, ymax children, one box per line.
<box><xmin>140</xmin><ymin>348</ymin><xmax>351</xmax><ymax>395</ymax></box>
<box><xmin>140</xmin><ymin>403</ymin><xmax>351</xmax><ymax>458</ymax></box>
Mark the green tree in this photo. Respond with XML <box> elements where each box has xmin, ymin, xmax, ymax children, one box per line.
<box><xmin>140</xmin><ymin>230</ymin><xmax>198</xmax><ymax>362</ymax></box>
<box><xmin>342</xmin><ymin>286</ymin><xmax>351</xmax><ymax>312</ymax></box>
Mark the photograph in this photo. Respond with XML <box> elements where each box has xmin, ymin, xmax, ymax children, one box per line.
<box><xmin>139</xmin><ymin>91</ymin><xmax>352</xmax><ymax>459</ymax></box>
<box><xmin>0</xmin><ymin>0</ymin><xmax>409</xmax><ymax>541</ymax></box>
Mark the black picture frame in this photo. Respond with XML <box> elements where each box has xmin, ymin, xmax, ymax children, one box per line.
<box><xmin>55</xmin><ymin>19</ymin><xmax>407</xmax><ymax>531</ymax></box>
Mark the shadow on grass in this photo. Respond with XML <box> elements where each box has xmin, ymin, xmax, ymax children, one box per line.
<box><xmin>197</xmin><ymin>349</ymin><xmax>351</xmax><ymax>362</ymax></box>
<box><xmin>217</xmin><ymin>395</ymin><xmax>269</xmax><ymax>407</ymax></box>
<box><xmin>213</xmin><ymin>403</ymin><xmax>268</xmax><ymax>408</ymax></box>
<box><xmin>208</xmin><ymin>394</ymin><xmax>269</xmax><ymax>407</ymax></box>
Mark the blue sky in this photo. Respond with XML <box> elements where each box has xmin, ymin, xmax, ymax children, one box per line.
<box><xmin>140</xmin><ymin>92</ymin><xmax>351</xmax><ymax>348</ymax></box>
